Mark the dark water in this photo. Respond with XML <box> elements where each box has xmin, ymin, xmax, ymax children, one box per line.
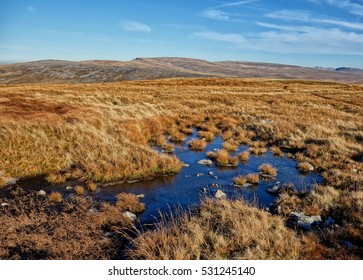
<box><xmin>9</xmin><ymin>129</ymin><xmax>322</xmax><ymax>224</ymax></box>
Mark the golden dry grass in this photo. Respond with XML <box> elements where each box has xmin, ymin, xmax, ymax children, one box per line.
<box><xmin>259</xmin><ymin>163</ymin><xmax>277</xmax><ymax>176</ymax></box>
<box><xmin>128</xmin><ymin>198</ymin><xmax>303</xmax><ymax>260</ymax></box>
<box><xmin>188</xmin><ymin>139</ymin><xmax>207</xmax><ymax>151</ymax></box>
<box><xmin>0</xmin><ymin>78</ymin><xmax>362</xmax><ymax>259</ymax></box>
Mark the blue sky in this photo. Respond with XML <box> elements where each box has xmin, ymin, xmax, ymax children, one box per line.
<box><xmin>1</xmin><ymin>0</ymin><xmax>363</xmax><ymax>67</ymax></box>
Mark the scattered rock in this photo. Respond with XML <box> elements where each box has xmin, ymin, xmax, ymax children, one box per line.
<box><xmin>289</xmin><ymin>212</ymin><xmax>322</xmax><ymax>231</ymax></box>
<box><xmin>211</xmin><ymin>183</ymin><xmax>219</xmax><ymax>187</ymax></box>
<box><xmin>1</xmin><ymin>202</ymin><xmax>9</xmax><ymax>207</ymax></box>
<box><xmin>213</xmin><ymin>148</ymin><xmax>218</xmax><ymax>151</ymax></box>
<box><xmin>182</xmin><ymin>163</ymin><xmax>189</xmax><ymax>167</ymax></box>
<box><xmin>196</xmin><ymin>173</ymin><xmax>204</xmax><ymax>177</ymax></box>
<box><xmin>104</xmin><ymin>231</ymin><xmax>115</xmax><ymax>237</ymax></box>
<box><xmin>267</xmin><ymin>182</ymin><xmax>282</xmax><ymax>194</ymax></box>
<box><xmin>89</xmin><ymin>207</ymin><xmax>99</xmax><ymax>213</ymax></box>
<box><xmin>208</xmin><ymin>171</ymin><xmax>214</xmax><ymax>176</ymax></box>
<box><xmin>123</xmin><ymin>211</ymin><xmax>137</xmax><ymax>222</ymax></box>
<box><xmin>37</xmin><ymin>190</ymin><xmax>47</xmax><ymax>196</ymax></box>
<box><xmin>136</xmin><ymin>194</ymin><xmax>145</xmax><ymax>198</ymax></box>
<box><xmin>65</xmin><ymin>186</ymin><xmax>73</xmax><ymax>190</ymax></box>
<box><xmin>234</xmin><ymin>183</ymin><xmax>252</xmax><ymax>188</ymax></box>
<box><xmin>214</xmin><ymin>176</ymin><xmax>218</xmax><ymax>179</ymax></box>
<box><xmin>215</xmin><ymin>190</ymin><xmax>226</xmax><ymax>199</ymax></box>
<box><xmin>127</xmin><ymin>180</ymin><xmax>139</xmax><ymax>184</ymax></box>
<box><xmin>197</xmin><ymin>159</ymin><xmax>213</xmax><ymax>165</ymax></box>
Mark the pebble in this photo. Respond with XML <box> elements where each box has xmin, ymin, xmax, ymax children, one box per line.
<box><xmin>38</xmin><ymin>190</ymin><xmax>47</xmax><ymax>196</ymax></box>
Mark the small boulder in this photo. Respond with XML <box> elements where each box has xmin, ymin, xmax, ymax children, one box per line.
<box><xmin>196</xmin><ymin>173</ymin><xmax>203</xmax><ymax>177</ymax></box>
<box><xmin>197</xmin><ymin>159</ymin><xmax>213</xmax><ymax>165</ymax></box>
<box><xmin>136</xmin><ymin>194</ymin><xmax>145</xmax><ymax>198</ymax></box>
<box><xmin>267</xmin><ymin>182</ymin><xmax>281</xmax><ymax>194</ymax></box>
<box><xmin>1</xmin><ymin>202</ymin><xmax>9</xmax><ymax>207</ymax></box>
<box><xmin>182</xmin><ymin>163</ymin><xmax>189</xmax><ymax>167</ymax></box>
<box><xmin>215</xmin><ymin>190</ymin><xmax>226</xmax><ymax>199</ymax></box>
<box><xmin>37</xmin><ymin>190</ymin><xmax>47</xmax><ymax>196</ymax></box>
<box><xmin>65</xmin><ymin>186</ymin><xmax>73</xmax><ymax>190</ymax></box>
<box><xmin>289</xmin><ymin>212</ymin><xmax>322</xmax><ymax>231</ymax></box>
<box><xmin>208</xmin><ymin>171</ymin><xmax>214</xmax><ymax>176</ymax></box>
<box><xmin>123</xmin><ymin>211</ymin><xmax>137</xmax><ymax>222</ymax></box>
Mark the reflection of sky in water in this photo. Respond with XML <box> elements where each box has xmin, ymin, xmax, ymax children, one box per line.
<box><xmin>14</xmin><ymin>129</ymin><xmax>322</xmax><ymax>224</ymax></box>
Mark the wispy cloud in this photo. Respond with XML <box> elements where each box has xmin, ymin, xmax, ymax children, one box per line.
<box><xmin>121</xmin><ymin>20</ymin><xmax>151</xmax><ymax>32</ymax></box>
<box><xmin>200</xmin><ymin>9</ymin><xmax>231</xmax><ymax>21</ymax></box>
<box><xmin>313</xmin><ymin>0</ymin><xmax>363</xmax><ymax>16</ymax></box>
<box><xmin>193</xmin><ymin>32</ymin><xmax>245</xmax><ymax>44</ymax></box>
<box><xmin>212</xmin><ymin>0</ymin><xmax>259</xmax><ymax>9</ymax></box>
<box><xmin>27</xmin><ymin>5</ymin><xmax>36</xmax><ymax>12</ymax></box>
<box><xmin>266</xmin><ymin>9</ymin><xmax>363</xmax><ymax>30</ymax></box>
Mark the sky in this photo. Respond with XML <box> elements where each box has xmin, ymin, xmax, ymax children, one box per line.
<box><xmin>1</xmin><ymin>0</ymin><xmax>363</xmax><ymax>68</ymax></box>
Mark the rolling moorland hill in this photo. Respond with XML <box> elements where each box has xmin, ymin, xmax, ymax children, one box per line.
<box><xmin>0</xmin><ymin>57</ymin><xmax>362</xmax><ymax>84</ymax></box>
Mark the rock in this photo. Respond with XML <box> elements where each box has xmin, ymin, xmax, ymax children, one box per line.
<box><xmin>211</xmin><ymin>183</ymin><xmax>218</xmax><ymax>187</ymax></box>
<box><xmin>123</xmin><ymin>211</ymin><xmax>137</xmax><ymax>222</ymax></box>
<box><xmin>352</xmin><ymin>168</ymin><xmax>358</xmax><ymax>173</ymax></box>
<box><xmin>136</xmin><ymin>194</ymin><xmax>145</xmax><ymax>198</ymax></box>
<box><xmin>289</xmin><ymin>212</ymin><xmax>322</xmax><ymax>231</ymax></box>
<box><xmin>215</xmin><ymin>190</ymin><xmax>226</xmax><ymax>199</ymax></box>
<box><xmin>214</xmin><ymin>176</ymin><xmax>218</xmax><ymax>179</ymax></box>
<box><xmin>234</xmin><ymin>183</ymin><xmax>252</xmax><ymax>188</ymax></box>
<box><xmin>1</xmin><ymin>202</ymin><xmax>9</xmax><ymax>207</ymax></box>
<box><xmin>37</xmin><ymin>190</ymin><xmax>47</xmax><ymax>196</ymax></box>
<box><xmin>89</xmin><ymin>207</ymin><xmax>99</xmax><ymax>213</ymax></box>
<box><xmin>104</xmin><ymin>231</ymin><xmax>115</xmax><ymax>237</ymax></box>
<box><xmin>5</xmin><ymin>177</ymin><xmax>17</xmax><ymax>186</ymax></box>
<box><xmin>302</xmin><ymin>162</ymin><xmax>314</xmax><ymax>171</ymax></box>
<box><xmin>182</xmin><ymin>163</ymin><xmax>189</xmax><ymax>167</ymax></box>
<box><xmin>196</xmin><ymin>173</ymin><xmax>204</xmax><ymax>177</ymax></box>
<box><xmin>213</xmin><ymin>148</ymin><xmax>218</xmax><ymax>151</ymax></box>
<box><xmin>267</xmin><ymin>182</ymin><xmax>281</xmax><ymax>194</ymax></box>
<box><xmin>65</xmin><ymin>186</ymin><xmax>73</xmax><ymax>190</ymax></box>
<box><xmin>197</xmin><ymin>159</ymin><xmax>213</xmax><ymax>165</ymax></box>
<box><xmin>202</xmin><ymin>188</ymin><xmax>207</xmax><ymax>193</ymax></box>
<box><xmin>127</xmin><ymin>180</ymin><xmax>139</xmax><ymax>184</ymax></box>
<box><xmin>208</xmin><ymin>171</ymin><xmax>214</xmax><ymax>176</ymax></box>
<box><xmin>324</xmin><ymin>216</ymin><xmax>335</xmax><ymax>227</ymax></box>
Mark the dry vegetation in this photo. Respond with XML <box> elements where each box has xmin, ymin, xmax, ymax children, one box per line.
<box><xmin>0</xmin><ymin>187</ymin><xmax>144</xmax><ymax>259</ymax></box>
<box><xmin>0</xmin><ymin>78</ymin><xmax>362</xmax><ymax>259</ymax></box>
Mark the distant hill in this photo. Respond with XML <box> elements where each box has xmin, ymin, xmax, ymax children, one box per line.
<box><xmin>0</xmin><ymin>57</ymin><xmax>362</xmax><ymax>84</ymax></box>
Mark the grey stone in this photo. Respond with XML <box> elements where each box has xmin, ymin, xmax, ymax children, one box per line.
<box><xmin>197</xmin><ymin>159</ymin><xmax>213</xmax><ymax>165</ymax></box>
<box><xmin>123</xmin><ymin>211</ymin><xmax>137</xmax><ymax>222</ymax></box>
<box><xmin>290</xmin><ymin>212</ymin><xmax>322</xmax><ymax>231</ymax></box>
<box><xmin>182</xmin><ymin>163</ymin><xmax>189</xmax><ymax>167</ymax></box>
<box><xmin>37</xmin><ymin>190</ymin><xmax>47</xmax><ymax>196</ymax></box>
<box><xmin>136</xmin><ymin>194</ymin><xmax>145</xmax><ymax>198</ymax></box>
<box><xmin>208</xmin><ymin>171</ymin><xmax>214</xmax><ymax>176</ymax></box>
<box><xmin>196</xmin><ymin>173</ymin><xmax>204</xmax><ymax>177</ymax></box>
<box><xmin>215</xmin><ymin>190</ymin><xmax>226</xmax><ymax>199</ymax></box>
<box><xmin>6</xmin><ymin>177</ymin><xmax>17</xmax><ymax>186</ymax></box>
<box><xmin>65</xmin><ymin>186</ymin><xmax>73</xmax><ymax>190</ymax></box>
<box><xmin>1</xmin><ymin>202</ymin><xmax>9</xmax><ymax>207</ymax></box>
<box><xmin>267</xmin><ymin>182</ymin><xmax>282</xmax><ymax>194</ymax></box>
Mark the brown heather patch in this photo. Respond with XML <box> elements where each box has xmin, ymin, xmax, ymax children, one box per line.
<box><xmin>223</xmin><ymin>140</ymin><xmax>239</xmax><ymax>152</ymax></box>
<box><xmin>233</xmin><ymin>175</ymin><xmax>248</xmax><ymax>186</ymax></box>
<box><xmin>161</xmin><ymin>143</ymin><xmax>174</xmax><ymax>153</ymax></box>
<box><xmin>298</xmin><ymin>162</ymin><xmax>314</xmax><ymax>172</ymax></box>
<box><xmin>87</xmin><ymin>182</ymin><xmax>97</xmax><ymax>192</ymax></box>
<box><xmin>271</xmin><ymin>146</ymin><xmax>283</xmax><ymax>157</ymax></box>
<box><xmin>247</xmin><ymin>173</ymin><xmax>260</xmax><ymax>184</ymax></box>
<box><xmin>0</xmin><ymin>187</ymin><xmax>133</xmax><ymax>259</ymax></box>
<box><xmin>128</xmin><ymin>198</ymin><xmax>303</xmax><ymax>260</ymax></box>
<box><xmin>216</xmin><ymin>149</ymin><xmax>230</xmax><ymax>166</ymax></box>
<box><xmin>249</xmin><ymin>147</ymin><xmax>268</xmax><ymax>155</ymax></box>
<box><xmin>188</xmin><ymin>139</ymin><xmax>207</xmax><ymax>151</ymax></box>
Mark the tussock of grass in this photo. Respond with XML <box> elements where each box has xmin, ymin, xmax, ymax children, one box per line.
<box><xmin>259</xmin><ymin>164</ymin><xmax>277</xmax><ymax>176</ymax></box>
<box><xmin>198</xmin><ymin>131</ymin><xmax>214</xmax><ymax>142</ymax></box>
<box><xmin>216</xmin><ymin>149</ymin><xmax>229</xmax><ymax>166</ymax></box>
<box><xmin>238</xmin><ymin>151</ymin><xmax>249</xmax><ymax>161</ymax></box>
<box><xmin>46</xmin><ymin>173</ymin><xmax>66</xmax><ymax>184</ymax></box>
<box><xmin>75</xmin><ymin>185</ymin><xmax>85</xmax><ymax>196</ymax></box>
<box><xmin>87</xmin><ymin>182</ymin><xmax>97</xmax><ymax>192</ymax></box>
<box><xmin>297</xmin><ymin>162</ymin><xmax>313</xmax><ymax>172</ymax></box>
<box><xmin>271</xmin><ymin>146</ymin><xmax>283</xmax><ymax>157</ymax></box>
<box><xmin>188</xmin><ymin>139</ymin><xmax>207</xmax><ymax>151</ymax></box>
<box><xmin>115</xmin><ymin>193</ymin><xmax>145</xmax><ymax>214</ymax></box>
<box><xmin>49</xmin><ymin>192</ymin><xmax>62</xmax><ymax>203</ymax></box>
<box><xmin>223</xmin><ymin>141</ymin><xmax>239</xmax><ymax>152</ymax></box>
<box><xmin>247</xmin><ymin>173</ymin><xmax>259</xmax><ymax>184</ymax></box>
<box><xmin>249</xmin><ymin>147</ymin><xmax>268</xmax><ymax>155</ymax></box>
<box><xmin>161</xmin><ymin>143</ymin><xmax>174</xmax><ymax>153</ymax></box>
<box><xmin>233</xmin><ymin>175</ymin><xmax>247</xmax><ymax>186</ymax></box>
<box><xmin>206</xmin><ymin>151</ymin><xmax>218</xmax><ymax>160</ymax></box>
<box><xmin>128</xmin><ymin>198</ymin><xmax>303</xmax><ymax>260</ymax></box>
